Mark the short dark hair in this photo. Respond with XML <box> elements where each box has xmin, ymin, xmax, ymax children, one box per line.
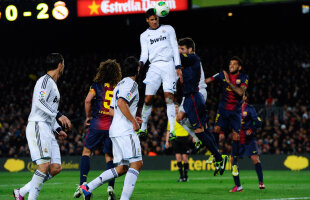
<box><xmin>145</xmin><ymin>8</ymin><xmax>156</xmax><ymax>18</ymax></box>
<box><xmin>230</xmin><ymin>56</ymin><xmax>243</xmax><ymax>66</ymax></box>
<box><xmin>178</xmin><ymin>37</ymin><xmax>196</xmax><ymax>52</ymax></box>
<box><xmin>46</xmin><ymin>53</ymin><xmax>64</xmax><ymax>71</ymax></box>
<box><xmin>122</xmin><ymin>56</ymin><xmax>139</xmax><ymax>78</ymax></box>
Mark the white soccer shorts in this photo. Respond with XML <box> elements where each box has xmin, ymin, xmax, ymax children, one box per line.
<box><xmin>26</xmin><ymin>121</ymin><xmax>61</xmax><ymax>165</ymax></box>
<box><xmin>111</xmin><ymin>133</ymin><xmax>142</xmax><ymax>166</ymax></box>
<box><xmin>143</xmin><ymin>60</ymin><xmax>177</xmax><ymax>95</ymax></box>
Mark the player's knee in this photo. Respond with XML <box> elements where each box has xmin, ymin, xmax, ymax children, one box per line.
<box><xmin>82</xmin><ymin>147</ymin><xmax>92</xmax><ymax>157</ymax></box>
<box><xmin>134</xmin><ymin>161</ymin><xmax>143</xmax><ymax>171</ymax></box>
<box><xmin>37</xmin><ymin>161</ymin><xmax>50</xmax><ymax>174</ymax></box>
<box><xmin>50</xmin><ymin>164</ymin><xmax>62</xmax><ymax>176</ymax></box>
<box><xmin>165</xmin><ymin>97</ymin><xmax>174</xmax><ymax>104</ymax></box>
<box><xmin>105</xmin><ymin>153</ymin><xmax>113</xmax><ymax>162</ymax></box>
<box><xmin>144</xmin><ymin>95</ymin><xmax>153</xmax><ymax>105</ymax></box>
<box><xmin>176</xmin><ymin>112</ymin><xmax>185</xmax><ymax>123</ymax></box>
<box><xmin>251</xmin><ymin>155</ymin><xmax>260</xmax><ymax>164</ymax></box>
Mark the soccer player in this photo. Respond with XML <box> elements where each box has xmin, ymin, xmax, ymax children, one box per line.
<box><xmin>176</xmin><ymin>37</ymin><xmax>207</xmax><ymax>150</ymax></box>
<box><xmin>165</xmin><ymin>103</ymin><xmax>190</xmax><ymax>182</ymax></box>
<box><xmin>73</xmin><ymin>59</ymin><xmax>122</xmax><ymax>199</ymax></box>
<box><xmin>179</xmin><ymin>52</ymin><xmax>228</xmax><ymax>176</ymax></box>
<box><xmin>138</xmin><ymin>8</ymin><xmax>181</xmax><ymax>139</ymax></box>
<box><xmin>78</xmin><ymin>56</ymin><xmax>142</xmax><ymax>200</ymax></box>
<box><xmin>230</xmin><ymin>92</ymin><xmax>265</xmax><ymax>192</ymax></box>
<box><xmin>13</xmin><ymin>53</ymin><xmax>71</xmax><ymax>200</ymax></box>
<box><xmin>205</xmin><ymin>56</ymin><xmax>248</xmax><ymax>173</ymax></box>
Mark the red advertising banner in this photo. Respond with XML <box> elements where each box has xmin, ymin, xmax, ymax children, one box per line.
<box><xmin>77</xmin><ymin>0</ymin><xmax>188</xmax><ymax>17</ymax></box>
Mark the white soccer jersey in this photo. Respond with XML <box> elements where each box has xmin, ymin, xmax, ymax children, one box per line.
<box><xmin>28</xmin><ymin>74</ymin><xmax>61</xmax><ymax>130</ymax></box>
<box><xmin>110</xmin><ymin>77</ymin><xmax>139</xmax><ymax>137</ymax></box>
<box><xmin>199</xmin><ymin>62</ymin><xmax>207</xmax><ymax>90</ymax></box>
<box><xmin>139</xmin><ymin>24</ymin><xmax>181</xmax><ymax>67</ymax></box>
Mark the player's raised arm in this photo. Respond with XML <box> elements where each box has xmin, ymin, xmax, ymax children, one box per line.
<box><xmin>205</xmin><ymin>72</ymin><xmax>222</xmax><ymax>84</ymax></box>
<box><xmin>168</xmin><ymin>26</ymin><xmax>181</xmax><ymax>68</ymax></box>
<box><xmin>139</xmin><ymin>33</ymin><xmax>148</xmax><ymax>67</ymax></box>
<box><xmin>223</xmin><ymin>70</ymin><xmax>247</xmax><ymax>96</ymax></box>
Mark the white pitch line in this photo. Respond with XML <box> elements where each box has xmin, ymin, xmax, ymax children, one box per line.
<box><xmin>259</xmin><ymin>197</ymin><xmax>310</xmax><ymax>200</ymax></box>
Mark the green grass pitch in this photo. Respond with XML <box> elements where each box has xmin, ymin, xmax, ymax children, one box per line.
<box><xmin>1</xmin><ymin>170</ymin><xmax>310</xmax><ymax>200</ymax></box>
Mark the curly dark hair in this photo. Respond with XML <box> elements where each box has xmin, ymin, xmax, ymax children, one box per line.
<box><xmin>93</xmin><ymin>59</ymin><xmax>122</xmax><ymax>87</ymax></box>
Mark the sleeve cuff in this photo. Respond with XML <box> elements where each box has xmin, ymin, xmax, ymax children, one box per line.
<box><xmin>56</xmin><ymin>112</ymin><xmax>63</xmax><ymax>119</ymax></box>
<box><xmin>119</xmin><ymin>97</ymin><xmax>130</xmax><ymax>104</ymax></box>
<box><xmin>54</xmin><ymin>127</ymin><xmax>62</xmax><ymax>135</ymax></box>
<box><xmin>175</xmin><ymin>65</ymin><xmax>181</xmax><ymax>69</ymax></box>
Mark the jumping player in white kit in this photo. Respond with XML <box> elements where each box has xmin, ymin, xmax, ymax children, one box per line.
<box><xmin>137</xmin><ymin>8</ymin><xmax>181</xmax><ymax>140</ymax></box>
<box><xmin>13</xmin><ymin>53</ymin><xmax>71</xmax><ymax>200</ymax></box>
<box><xmin>78</xmin><ymin>56</ymin><xmax>143</xmax><ymax>200</ymax></box>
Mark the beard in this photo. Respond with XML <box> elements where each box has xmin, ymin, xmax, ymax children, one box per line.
<box><xmin>230</xmin><ymin>69</ymin><xmax>239</xmax><ymax>74</ymax></box>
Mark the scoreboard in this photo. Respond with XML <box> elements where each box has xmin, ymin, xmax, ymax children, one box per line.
<box><xmin>0</xmin><ymin>1</ymin><xmax>71</xmax><ymax>22</ymax></box>
<box><xmin>0</xmin><ymin>0</ymin><xmax>188</xmax><ymax>22</ymax></box>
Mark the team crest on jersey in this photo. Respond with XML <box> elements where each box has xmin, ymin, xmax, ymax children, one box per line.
<box><xmin>39</xmin><ymin>91</ymin><xmax>45</xmax><ymax>97</ymax></box>
<box><xmin>243</xmin><ymin>111</ymin><xmax>247</xmax><ymax>117</ymax></box>
<box><xmin>162</xmin><ymin>29</ymin><xmax>166</xmax><ymax>33</ymax></box>
<box><xmin>236</xmin><ymin>79</ymin><xmax>241</xmax><ymax>84</ymax></box>
<box><xmin>137</xmin><ymin>148</ymin><xmax>141</xmax><ymax>154</ymax></box>
<box><xmin>44</xmin><ymin>148</ymin><xmax>48</xmax><ymax>153</ymax></box>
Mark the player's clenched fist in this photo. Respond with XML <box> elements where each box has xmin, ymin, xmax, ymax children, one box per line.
<box><xmin>58</xmin><ymin>115</ymin><xmax>72</xmax><ymax>130</ymax></box>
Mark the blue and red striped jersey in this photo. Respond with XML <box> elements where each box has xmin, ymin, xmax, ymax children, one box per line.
<box><xmin>240</xmin><ymin>103</ymin><xmax>262</xmax><ymax>144</ymax></box>
<box><xmin>212</xmin><ymin>71</ymin><xmax>248</xmax><ymax>112</ymax></box>
<box><xmin>89</xmin><ymin>82</ymin><xmax>114</xmax><ymax>130</ymax></box>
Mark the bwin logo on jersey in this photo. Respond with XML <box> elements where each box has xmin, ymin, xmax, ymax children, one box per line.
<box><xmin>150</xmin><ymin>35</ymin><xmax>167</xmax><ymax>45</ymax></box>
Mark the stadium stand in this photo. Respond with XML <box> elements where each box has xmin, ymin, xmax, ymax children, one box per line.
<box><xmin>1</xmin><ymin>39</ymin><xmax>310</xmax><ymax>158</ymax></box>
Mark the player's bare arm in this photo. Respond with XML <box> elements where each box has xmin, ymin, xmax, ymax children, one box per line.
<box><xmin>223</xmin><ymin>70</ymin><xmax>246</xmax><ymax>96</ymax></box>
<box><xmin>84</xmin><ymin>92</ymin><xmax>95</xmax><ymax>126</ymax></box>
<box><xmin>117</xmin><ymin>98</ymin><xmax>140</xmax><ymax>131</ymax></box>
<box><xmin>205</xmin><ymin>77</ymin><xmax>214</xmax><ymax>84</ymax></box>
<box><xmin>109</xmin><ymin>108</ymin><xmax>114</xmax><ymax>117</ymax></box>
<box><xmin>165</xmin><ymin>130</ymin><xmax>170</xmax><ymax>147</ymax></box>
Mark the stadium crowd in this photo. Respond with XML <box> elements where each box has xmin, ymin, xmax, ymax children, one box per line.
<box><xmin>1</xmin><ymin>40</ymin><xmax>310</xmax><ymax>158</ymax></box>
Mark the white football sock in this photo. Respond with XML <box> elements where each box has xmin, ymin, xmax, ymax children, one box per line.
<box><xmin>141</xmin><ymin>104</ymin><xmax>152</xmax><ymax>131</ymax></box>
<box><xmin>88</xmin><ymin>168</ymin><xmax>118</xmax><ymax>193</ymax></box>
<box><xmin>19</xmin><ymin>181</ymin><xmax>32</xmax><ymax>197</ymax></box>
<box><xmin>28</xmin><ymin>170</ymin><xmax>46</xmax><ymax>200</ymax></box>
<box><xmin>120</xmin><ymin>168</ymin><xmax>140</xmax><ymax>200</ymax></box>
<box><xmin>181</xmin><ymin>118</ymin><xmax>199</xmax><ymax>142</ymax></box>
<box><xmin>166</xmin><ymin>103</ymin><xmax>176</xmax><ymax>132</ymax></box>
<box><xmin>20</xmin><ymin>172</ymin><xmax>53</xmax><ymax>196</ymax></box>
